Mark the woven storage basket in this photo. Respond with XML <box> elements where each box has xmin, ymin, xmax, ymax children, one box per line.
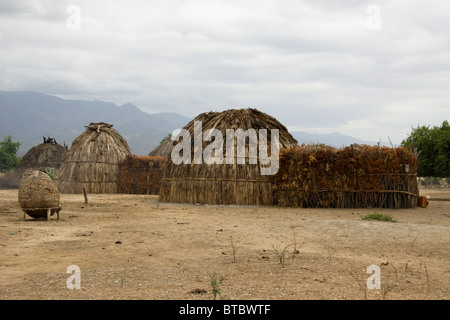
<box><xmin>18</xmin><ymin>170</ymin><xmax>60</xmax><ymax>218</ymax></box>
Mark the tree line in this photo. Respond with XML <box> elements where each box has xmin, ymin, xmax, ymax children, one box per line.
<box><xmin>401</xmin><ymin>120</ymin><xmax>449</xmax><ymax>178</ymax></box>
<box><xmin>0</xmin><ymin>136</ymin><xmax>21</xmax><ymax>173</ymax></box>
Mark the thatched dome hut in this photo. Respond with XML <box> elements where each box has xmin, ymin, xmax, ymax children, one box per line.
<box><xmin>17</xmin><ymin>138</ymin><xmax>68</xmax><ymax>175</ymax></box>
<box><xmin>159</xmin><ymin>108</ymin><xmax>298</xmax><ymax>205</ymax></box>
<box><xmin>57</xmin><ymin>122</ymin><xmax>132</xmax><ymax>194</ymax></box>
<box><xmin>148</xmin><ymin>139</ymin><xmax>174</xmax><ymax>157</ymax></box>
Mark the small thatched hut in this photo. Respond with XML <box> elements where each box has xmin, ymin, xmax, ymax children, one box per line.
<box><xmin>159</xmin><ymin>108</ymin><xmax>298</xmax><ymax>205</ymax></box>
<box><xmin>148</xmin><ymin>139</ymin><xmax>174</xmax><ymax>157</ymax></box>
<box><xmin>17</xmin><ymin>138</ymin><xmax>68</xmax><ymax>175</ymax></box>
<box><xmin>57</xmin><ymin>122</ymin><xmax>131</xmax><ymax>193</ymax></box>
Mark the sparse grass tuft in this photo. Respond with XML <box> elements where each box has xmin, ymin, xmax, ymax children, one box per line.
<box><xmin>210</xmin><ymin>273</ymin><xmax>227</xmax><ymax>300</ymax></box>
<box><xmin>272</xmin><ymin>244</ymin><xmax>291</xmax><ymax>268</ymax></box>
<box><xmin>45</xmin><ymin>167</ymin><xmax>58</xmax><ymax>180</ymax></box>
<box><xmin>361</xmin><ymin>212</ymin><xmax>397</xmax><ymax>223</ymax></box>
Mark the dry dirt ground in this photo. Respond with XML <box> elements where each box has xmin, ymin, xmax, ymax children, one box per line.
<box><xmin>0</xmin><ymin>188</ymin><xmax>449</xmax><ymax>300</ymax></box>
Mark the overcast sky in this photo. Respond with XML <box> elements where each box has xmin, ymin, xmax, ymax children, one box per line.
<box><xmin>0</xmin><ymin>0</ymin><xmax>448</xmax><ymax>144</ymax></box>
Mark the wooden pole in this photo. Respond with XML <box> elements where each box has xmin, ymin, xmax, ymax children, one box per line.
<box><xmin>83</xmin><ymin>187</ymin><xmax>88</xmax><ymax>204</ymax></box>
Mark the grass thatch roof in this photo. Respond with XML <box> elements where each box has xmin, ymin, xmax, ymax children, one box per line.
<box><xmin>17</xmin><ymin>139</ymin><xmax>68</xmax><ymax>175</ymax></box>
<box><xmin>159</xmin><ymin>108</ymin><xmax>298</xmax><ymax>205</ymax></box>
<box><xmin>57</xmin><ymin>122</ymin><xmax>131</xmax><ymax>194</ymax></box>
<box><xmin>148</xmin><ymin>139</ymin><xmax>174</xmax><ymax>157</ymax></box>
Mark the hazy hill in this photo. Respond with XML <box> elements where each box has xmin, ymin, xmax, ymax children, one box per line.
<box><xmin>0</xmin><ymin>91</ymin><xmax>192</xmax><ymax>157</ymax></box>
<box><xmin>290</xmin><ymin>131</ymin><xmax>387</xmax><ymax>148</ymax></box>
<box><xmin>0</xmin><ymin>91</ymin><xmax>388</xmax><ymax>158</ymax></box>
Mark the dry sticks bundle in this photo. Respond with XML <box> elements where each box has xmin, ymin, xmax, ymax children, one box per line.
<box><xmin>118</xmin><ymin>155</ymin><xmax>167</xmax><ymax>195</ymax></box>
<box><xmin>273</xmin><ymin>144</ymin><xmax>419</xmax><ymax>209</ymax></box>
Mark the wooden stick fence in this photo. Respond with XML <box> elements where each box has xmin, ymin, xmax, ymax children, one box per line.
<box><xmin>118</xmin><ymin>155</ymin><xmax>167</xmax><ymax>195</ymax></box>
<box><xmin>273</xmin><ymin>144</ymin><xmax>419</xmax><ymax>209</ymax></box>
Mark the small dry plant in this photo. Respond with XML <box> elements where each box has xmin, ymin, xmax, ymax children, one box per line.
<box><xmin>420</xmin><ymin>260</ymin><xmax>431</xmax><ymax>290</ymax></box>
<box><xmin>382</xmin><ymin>282</ymin><xmax>397</xmax><ymax>300</ymax></box>
<box><xmin>290</xmin><ymin>226</ymin><xmax>301</xmax><ymax>258</ymax></box>
<box><xmin>272</xmin><ymin>244</ymin><xmax>291</xmax><ymax>268</ymax></box>
<box><xmin>120</xmin><ymin>259</ymin><xmax>130</xmax><ymax>288</ymax></box>
<box><xmin>325</xmin><ymin>246</ymin><xmax>334</xmax><ymax>265</ymax></box>
<box><xmin>349</xmin><ymin>269</ymin><xmax>368</xmax><ymax>300</ymax></box>
<box><xmin>210</xmin><ymin>273</ymin><xmax>227</xmax><ymax>300</ymax></box>
<box><xmin>271</xmin><ymin>228</ymin><xmax>303</xmax><ymax>268</ymax></box>
<box><xmin>230</xmin><ymin>235</ymin><xmax>239</xmax><ymax>263</ymax></box>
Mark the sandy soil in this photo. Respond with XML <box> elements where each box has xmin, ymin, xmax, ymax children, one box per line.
<box><xmin>0</xmin><ymin>187</ymin><xmax>449</xmax><ymax>300</ymax></box>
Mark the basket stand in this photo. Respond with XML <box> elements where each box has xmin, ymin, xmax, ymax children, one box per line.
<box><xmin>22</xmin><ymin>207</ymin><xmax>62</xmax><ymax>221</ymax></box>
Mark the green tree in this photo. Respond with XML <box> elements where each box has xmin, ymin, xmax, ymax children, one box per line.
<box><xmin>0</xmin><ymin>136</ymin><xmax>21</xmax><ymax>172</ymax></box>
<box><xmin>160</xmin><ymin>133</ymin><xmax>172</xmax><ymax>145</ymax></box>
<box><xmin>401</xmin><ymin>120</ymin><xmax>450</xmax><ymax>177</ymax></box>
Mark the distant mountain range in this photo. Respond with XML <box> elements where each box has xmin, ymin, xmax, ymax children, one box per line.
<box><xmin>290</xmin><ymin>131</ymin><xmax>387</xmax><ymax>148</ymax></box>
<box><xmin>0</xmin><ymin>91</ymin><xmax>387</xmax><ymax>157</ymax></box>
<box><xmin>0</xmin><ymin>91</ymin><xmax>191</xmax><ymax>157</ymax></box>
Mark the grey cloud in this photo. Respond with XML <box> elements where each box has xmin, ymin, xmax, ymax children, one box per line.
<box><xmin>0</xmin><ymin>0</ymin><xmax>448</xmax><ymax>144</ymax></box>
